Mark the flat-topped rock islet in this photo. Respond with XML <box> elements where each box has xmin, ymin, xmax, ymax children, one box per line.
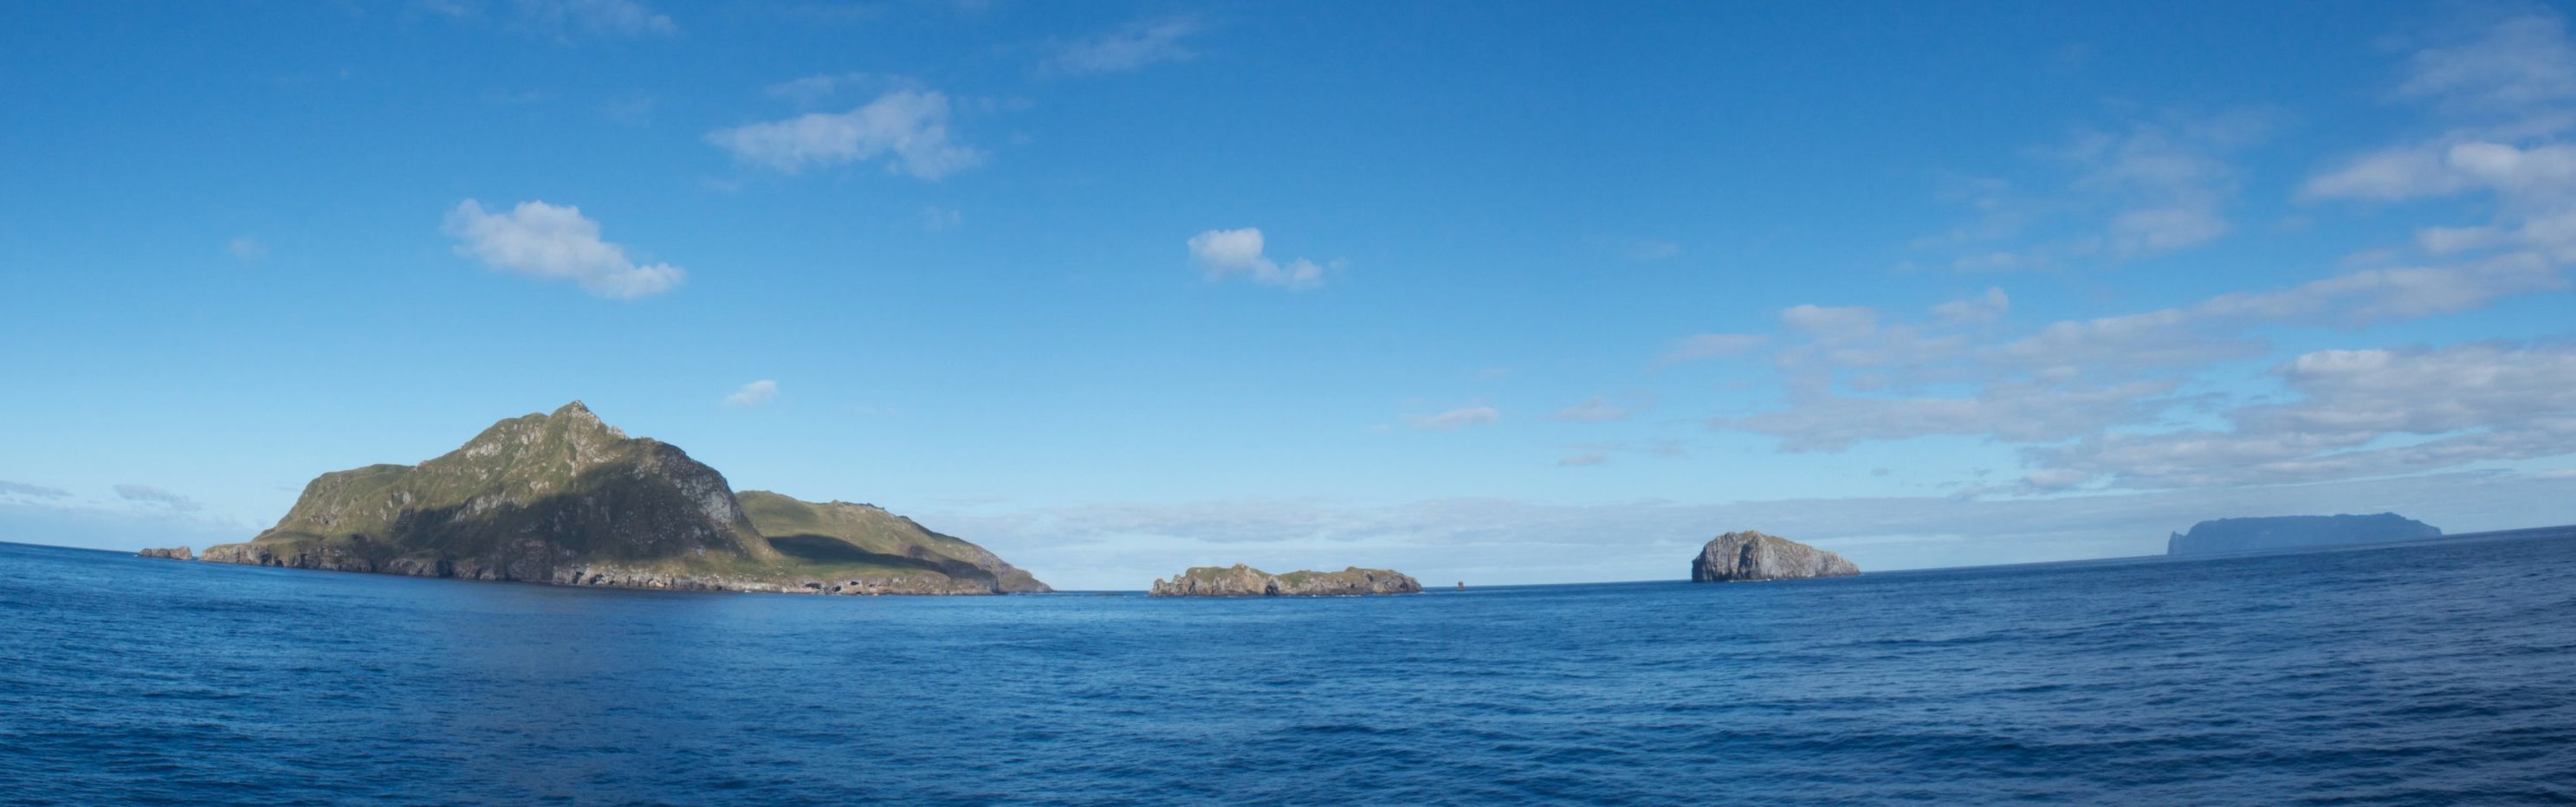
<box><xmin>1149</xmin><ymin>565</ymin><xmax>1422</xmax><ymax>597</ymax></box>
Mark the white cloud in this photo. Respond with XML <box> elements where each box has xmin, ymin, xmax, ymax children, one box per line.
<box><xmin>227</xmin><ymin>236</ymin><xmax>267</xmax><ymax>261</ymax></box>
<box><xmin>442</xmin><ymin>200</ymin><xmax>685</xmax><ymax>300</ymax></box>
<box><xmin>1405</xmin><ymin>406</ymin><xmax>1499</xmax><ymax>431</ymax></box>
<box><xmin>1187</xmin><ymin>228</ymin><xmax>1332</xmax><ymax>289</ymax></box>
<box><xmin>113</xmin><ymin>483</ymin><xmax>200</xmax><ymax>511</ymax></box>
<box><xmin>1551</xmin><ymin>395</ymin><xmax>1633</xmax><ymax>423</ymax></box>
<box><xmin>2305</xmin><ymin>10</ymin><xmax>2576</xmax><ymax>268</ymax></box>
<box><xmin>1044</xmin><ymin>16</ymin><xmax>1202</xmax><ymax>76</ymax></box>
<box><xmin>723</xmin><ymin>379</ymin><xmax>779</xmax><ymax>408</ymax></box>
<box><xmin>706</xmin><ymin>89</ymin><xmax>982</xmax><ymax>179</ymax></box>
<box><xmin>1780</xmin><ymin>304</ymin><xmax>1879</xmax><ymax>339</ymax></box>
<box><xmin>1705</xmin><ymin>248</ymin><xmax>2568</xmax><ymax>471</ymax></box>
<box><xmin>2021</xmin><ymin>342</ymin><xmax>2576</xmax><ymax>490</ymax></box>
<box><xmin>1931</xmin><ymin>287</ymin><xmax>2010</xmax><ymax>324</ymax></box>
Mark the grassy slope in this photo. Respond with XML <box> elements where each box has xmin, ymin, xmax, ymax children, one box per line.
<box><xmin>735</xmin><ymin>491</ymin><xmax>1052</xmax><ymax>592</ymax></box>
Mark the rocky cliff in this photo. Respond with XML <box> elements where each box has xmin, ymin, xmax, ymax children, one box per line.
<box><xmin>197</xmin><ymin>402</ymin><xmax>1048</xmax><ymax>595</ymax></box>
<box><xmin>1690</xmin><ymin>530</ymin><xmax>1860</xmax><ymax>582</ymax></box>
<box><xmin>137</xmin><ymin>546</ymin><xmax>192</xmax><ymax>560</ymax></box>
<box><xmin>1148</xmin><ymin>565</ymin><xmax>1422</xmax><ymax>597</ymax></box>
<box><xmin>2165</xmin><ymin>513</ymin><xmax>2441</xmax><ymax>556</ymax></box>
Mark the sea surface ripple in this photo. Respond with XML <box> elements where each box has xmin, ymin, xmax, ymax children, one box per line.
<box><xmin>3</xmin><ymin>534</ymin><xmax>2572</xmax><ymax>804</ymax></box>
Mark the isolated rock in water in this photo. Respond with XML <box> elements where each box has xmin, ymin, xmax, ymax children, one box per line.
<box><xmin>137</xmin><ymin>546</ymin><xmax>193</xmax><ymax>561</ymax></box>
<box><xmin>196</xmin><ymin>401</ymin><xmax>1048</xmax><ymax>595</ymax></box>
<box><xmin>1149</xmin><ymin>565</ymin><xmax>1422</xmax><ymax>597</ymax></box>
<box><xmin>2165</xmin><ymin>513</ymin><xmax>2441</xmax><ymax>556</ymax></box>
<box><xmin>1691</xmin><ymin>531</ymin><xmax>1860</xmax><ymax>582</ymax></box>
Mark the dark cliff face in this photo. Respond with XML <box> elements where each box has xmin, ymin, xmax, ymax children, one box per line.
<box><xmin>2165</xmin><ymin>513</ymin><xmax>2442</xmax><ymax>556</ymax></box>
<box><xmin>197</xmin><ymin>402</ymin><xmax>1048</xmax><ymax>595</ymax></box>
<box><xmin>1691</xmin><ymin>531</ymin><xmax>1860</xmax><ymax>582</ymax></box>
<box><xmin>1148</xmin><ymin>565</ymin><xmax>1422</xmax><ymax>597</ymax></box>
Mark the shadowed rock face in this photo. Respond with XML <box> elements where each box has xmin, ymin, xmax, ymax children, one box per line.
<box><xmin>196</xmin><ymin>402</ymin><xmax>1048</xmax><ymax>595</ymax></box>
<box><xmin>1691</xmin><ymin>531</ymin><xmax>1860</xmax><ymax>582</ymax></box>
<box><xmin>1148</xmin><ymin>565</ymin><xmax>1422</xmax><ymax>597</ymax></box>
<box><xmin>2165</xmin><ymin>513</ymin><xmax>2441</xmax><ymax>556</ymax></box>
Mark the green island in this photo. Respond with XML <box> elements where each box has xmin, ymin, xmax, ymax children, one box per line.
<box><xmin>190</xmin><ymin>402</ymin><xmax>1048</xmax><ymax>595</ymax></box>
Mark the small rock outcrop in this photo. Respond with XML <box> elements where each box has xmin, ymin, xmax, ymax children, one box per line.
<box><xmin>2166</xmin><ymin>513</ymin><xmax>2441</xmax><ymax>556</ymax></box>
<box><xmin>1149</xmin><ymin>565</ymin><xmax>1422</xmax><ymax>597</ymax></box>
<box><xmin>137</xmin><ymin>546</ymin><xmax>193</xmax><ymax>561</ymax></box>
<box><xmin>1691</xmin><ymin>530</ymin><xmax>1859</xmax><ymax>582</ymax></box>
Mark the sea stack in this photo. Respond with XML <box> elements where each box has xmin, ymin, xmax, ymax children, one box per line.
<box><xmin>1691</xmin><ymin>530</ymin><xmax>1859</xmax><ymax>582</ymax></box>
<box><xmin>1149</xmin><ymin>565</ymin><xmax>1423</xmax><ymax>597</ymax></box>
<box><xmin>137</xmin><ymin>546</ymin><xmax>193</xmax><ymax>561</ymax></box>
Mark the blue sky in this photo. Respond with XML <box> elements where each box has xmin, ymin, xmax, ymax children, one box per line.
<box><xmin>5</xmin><ymin>0</ymin><xmax>2575</xmax><ymax>589</ymax></box>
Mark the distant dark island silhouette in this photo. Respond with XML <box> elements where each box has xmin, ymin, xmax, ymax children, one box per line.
<box><xmin>2166</xmin><ymin>513</ymin><xmax>2441</xmax><ymax>556</ymax></box>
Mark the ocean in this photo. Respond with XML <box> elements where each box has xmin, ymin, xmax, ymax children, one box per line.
<box><xmin>2</xmin><ymin>534</ymin><xmax>2570</xmax><ymax>804</ymax></box>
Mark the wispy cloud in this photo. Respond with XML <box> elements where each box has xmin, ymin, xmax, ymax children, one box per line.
<box><xmin>1405</xmin><ymin>406</ymin><xmax>1500</xmax><ymax>431</ymax></box>
<box><xmin>1187</xmin><ymin>228</ymin><xmax>1334</xmax><ymax>289</ymax></box>
<box><xmin>707</xmin><ymin>89</ymin><xmax>982</xmax><ymax>178</ymax></box>
<box><xmin>426</xmin><ymin>0</ymin><xmax>678</xmax><ymax>39</ymax></box>
<box><xmin>227</xmin><ymin>236</ymin><xmax>267</xmax><ymax>261</ymax></box>
<box><xmin>113</xmin><ymin>483</ymin><xmax>200</xmax><ymax>511</ymax></box>
<box><xmin>1043</xmin><ymin>16</ymin><xmax>1203</xmax><ymax>77</ymax></box>
<box><xmin>1551</xmin><ymin>395</ymin><xmax>1634</xmax><ymax>423</ymax></box>
<box><xmin>0</xmin><ymin>480</ymin><xmax>70</xmax><ymax>499</ymax></box>
<box><xmin>1925</xmin><ymin>108</ymin><xmax>2275</xmax><ymax>270</ymax></box>
<box><xmin>443</xmin><ymin>200</ymin><xmax>685</xmax><ymax>300</ymax></box>
<box><xmin>723</xmin><ymin>379</ymin><xmax>780</xmax><ymax>408</ymax></box>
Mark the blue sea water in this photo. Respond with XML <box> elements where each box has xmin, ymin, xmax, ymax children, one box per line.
<box><xmin>2</xmin><ymin>536</ymin><xmax>2572</xmax><ymax>805</ymax></box>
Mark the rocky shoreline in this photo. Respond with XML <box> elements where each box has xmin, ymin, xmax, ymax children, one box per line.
<box><xmin>191</xmin><ymin>540</ymin><xmax>999</xmax><ymax>595</ymax></box>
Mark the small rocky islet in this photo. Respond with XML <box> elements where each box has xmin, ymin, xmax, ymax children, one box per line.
<box><xmin>1690</xmin><ymin>530</ymin><xmax>1861</xmax><ymax>583</ymax></box>
<box><xmin>1149</xmin><ymin>564</ymin><xmax>1423</xmax><ymax>597</ymax></box>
